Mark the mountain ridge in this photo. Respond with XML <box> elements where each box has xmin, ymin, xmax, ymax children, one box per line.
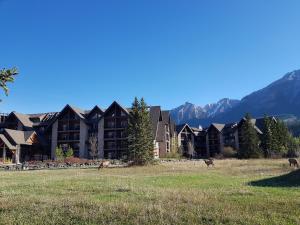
<box><xmin>170</xmin><ymin>69</ymin><xmax>300</xmax><ymax>127</ymax></box>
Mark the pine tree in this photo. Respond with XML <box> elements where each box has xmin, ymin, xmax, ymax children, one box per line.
<box><xmin>127</xmin><ymin>97</ymin><xmax>154</xmax><ymax>165</ymax></box>
<box><xmin>238</xmin><ymin>113</ymin><xmax>262</xmax><ymax>158</ymax></box>
<box><xmin>261</xmin><ymin>116</ymin><xmax>280</xmax><ymax>157</ymax></box>
<box><xmin>261</xmin><ymin>116</ymin><xmax>273</xmax><ymax>157</ymax></box>
<box><xmin>275</xmin><ymin>120</ymin><xmax>290</xmax><ymax>154</ymax></box>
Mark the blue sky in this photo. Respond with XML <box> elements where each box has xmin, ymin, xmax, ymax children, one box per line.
<box><xmin>1</xmin><ymin>0</ymin><xmax>300</xmax><ymax>113</ymax></box>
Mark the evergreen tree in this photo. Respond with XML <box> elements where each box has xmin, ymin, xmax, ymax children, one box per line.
<box><xmin>55</xmin><ymin>146</ymin><xmax>64</xmax><ymax>161</ymax></box>
<box><xmin>65</xmin><ymin>147</ymin><xmax>74</xmax><ymax>158</ymax></box>
<box><xmin>287</xmin><ymin>135</ymin><xmax>300</xmax><ymax>157</ymax></box>
<box><xmin>127</xmin><ymin>97</ymin><xmax>154</xmax><ymax>165</ymax></box>
<box><xmin>261</xmin><ymin>116</ymin><xmax>273</xmax><ymax>157</ymax></box>
<box><xmin>262</xmin><ymin>116</ymin><xmax>292</xmax><ymax>157</ymax></box>
<box><xmin>275</xmin><ymin>120</ymin><xmax>290</xmax><ymax>154</ymax></box>
<box><xmin>261</xmin><ymin>116</ymin><xmax>282</xmax><ymax>157</ymax></box>
<box><xmin>238</xmin><ymin>113</ymin><xmax>262</xmax><ymax>158</ymax></box>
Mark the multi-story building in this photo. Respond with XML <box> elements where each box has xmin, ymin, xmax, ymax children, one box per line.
<box><xmin>192</xmin><ymin>116</ymin><xmax>276</xmax><ymax>158</ymax></box>
<box><xmin>0</xmin><ymin>101</ymin><xmax>176</xmax><ymax>163</ymax></box>
<box><xmin>176</xmin><ymin>124</ymin><xmax>195</xmax><ymax>157</ymax></box>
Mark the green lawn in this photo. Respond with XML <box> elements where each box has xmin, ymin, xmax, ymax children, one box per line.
<box><xmin>0</xmin><ymin>159</ymin><xmax>299</xmax><ymax>225</ymax></box>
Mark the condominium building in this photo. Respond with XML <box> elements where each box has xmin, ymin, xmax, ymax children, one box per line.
<box><xmin>0</xmin><ymin>101</ymin><xmax>176</xmax><ymax>163</ymax></box>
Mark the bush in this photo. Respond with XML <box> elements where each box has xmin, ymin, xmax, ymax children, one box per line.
<box><xmin>55</xmin><ymin>147</ymin><xmax>64</xmax><ymax>161</ymax></box>
<box><xmin>64</xmin><ymin>157</ymin><xmax>86</xmax><ymax>164</ymax></box>
<box><xmin>65</xmin><ymin>148</ymin><xmax>74</xmax><ymax>158</ymax></box>
<box><xmin>219</xmin><ymin>147</ymin><xmax>237</xmax><ymax>159</ymax></box>
<box><xmin>164</xmin><ymin>151</ymin><xmax>182</xmax><ymax>159</ymax></box>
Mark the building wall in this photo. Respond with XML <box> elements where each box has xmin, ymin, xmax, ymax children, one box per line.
<box><xmin>98</xmin><ymin>118</ymin><xmax>104</xmax><ymax>158</ymax></box>
<box><xmin>79</xmin><ymin>120</ymin><xmax>88</xmax><ymax>158</ymax></box>
<box><xmin>51</xmin><ymin>120</ymin><xmax>58</xmax><ymax>159</ymax></box>
<box><xmin>158</xmin><ymin>141</ymin><xmax>167</xmax><ymax>158</ymax></box>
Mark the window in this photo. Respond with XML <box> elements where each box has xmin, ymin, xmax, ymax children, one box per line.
<box><xmin>120</xmin><ymin>120</ymin><xmax>127</xmax><ymax>128</ymax></box>
<box><xmin>105</xmin><ymin>131</ymin><xmax>115</xmax><ymax>139</ymax></box>
<box><xmin>105</xmin><ymin>120</ymin><xmax>115</xmax><ymax>128</ymax></box>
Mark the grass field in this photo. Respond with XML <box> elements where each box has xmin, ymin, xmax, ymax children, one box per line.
<box><xmin>0</xmin><ymin>159</ymin><xmax>299</xmax><ymax>225</ymax></box>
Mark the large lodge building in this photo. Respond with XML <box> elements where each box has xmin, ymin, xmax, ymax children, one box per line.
<box><xmin>0</xmin><ymin>101</ymin><xmax>275</xmax><ymax>164</ymax></box>
<box><xmin>0</xmin><ymin>102</ymin><xmax>176</xmax><ymax>163</ymax></box>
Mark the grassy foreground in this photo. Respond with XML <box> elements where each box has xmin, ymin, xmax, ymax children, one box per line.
<box><xmin>0</xmin><ymin>159</ymin><xmax>299</xmax><ymax>225</ymax></box>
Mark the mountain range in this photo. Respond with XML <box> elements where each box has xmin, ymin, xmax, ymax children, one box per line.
<box><xmin>170</xmin><ymin>69</ymin><xmax>300</xmax><ymax>127</ymax></box>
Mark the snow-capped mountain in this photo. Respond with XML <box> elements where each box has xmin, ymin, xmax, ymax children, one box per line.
<box><xmin>203</xmin><ymin>98</ymin><xmax>240</xmax><ymax>118</ymax></box>
<box><xmin>170</xmin><ymin>98</ymin><xmax>240</xmax><ymax>124</ymax></box>
<box><xmin>171</xmin><ymin>69</ymin><xmax>300</xmax><ymax>127</ymax></box>
<box><xmin>212</xmin><ymin>69</ymin><xmax>300</xmax><ymax>124</ymax></box>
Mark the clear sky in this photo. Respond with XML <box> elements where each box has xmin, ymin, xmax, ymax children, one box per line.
<box><xmin>1</xmin><ymin>0</ymin><xmax>300</xmax><ymax>113</ymax></box>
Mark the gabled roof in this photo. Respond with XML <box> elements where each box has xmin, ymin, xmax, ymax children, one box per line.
<box><xmin>86</xmin><ymin>105</ymin><xmax>104</xmax><ymax>118</ymax></box>
<box><xmin>4</xmin><ymin>129</ymin><xmax>35</xmax><ymax>146</ymax></box>
<box><xmin>103</xmin><ymin>101</ymin><xmax>129</xmax><ymax>117</ymax></box>
<box><xmin>210</xmin><ymin>123</ymin><xmax>225</xmax><ymax>132</ymax></box>
<box><xmin>222</xmin><ymin>122</ymin><xmax>238</xmax><ymax>133</ymax></box>
<box><xmin>150</xmin><ymin>106</ymin><xmax>162</xmax><ymax>140</ymax></box>
<box><xmin>157</xmin><ymin>110</ymin><xmax>170</xmax><ymax>142</ymax></box>
<box><xmin>67</xmin><ymin>105</ymin><xmax>86</xmax><ymax>119</ymax></box>
<box><xmin>191</xmin><ymin>127</ymin><xmax>202</xmax><ymax>132</ymax></box>
<box><xmin>176</xmin><ymin>124</ymin><xmax>193</xmax><ymax>134</ymax></box>
<box><xmin>0</xmin><ymin>134</ymin><xmax>16</xmax><ymax>150</ymax></box>
<box><xmin>238</xmin><ymin>118</ymin><xmax>264</xmax><ymax>134</ymax></box>
<box><xmin>8</xmin><ymin>112</ymin><xmax>33</xmax><ymax>128</ymax></box>
<box><xmin>45</xmin><ymin>105</ymin><xmax>87</xmax><ymax>130</ymax></box>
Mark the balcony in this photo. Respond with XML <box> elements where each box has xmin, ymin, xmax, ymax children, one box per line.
<box><xmin>58</xmin><ymin>126</ymin><xmax>80</xmax><ymax>132</ymax></box>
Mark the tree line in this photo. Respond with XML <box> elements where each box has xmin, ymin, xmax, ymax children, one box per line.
<box><xmin>239</xmin><ymin>114</ymin><xmax>300</xmax><ymax>159</ymax></box>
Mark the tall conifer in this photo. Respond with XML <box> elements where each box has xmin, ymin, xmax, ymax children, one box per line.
<box><xmin>238</xmin><ymin>113</ymin><xmax>262</xmax><ymax>158</ymax></box>
<box><xmin>127</xmin><ymin>97</ymin><xmax>154</xmax><ymax>165</ymax></box>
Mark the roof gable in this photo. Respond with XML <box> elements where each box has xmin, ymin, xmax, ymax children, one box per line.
<box><xmin>87</xmin><ymin>105</ymin><xmax>104</xmax><ymax>119</ymax></box>
<box><xmin>103</xmin><ymin>101</ymin><xmax>129</xmax><ymax>117</ymax></box>
<box><xmin>150</xmin><ymin>106</ymin><xmax>162</xmax><ymax>140</ymax></box>
<box><xmin>7</xmin><ymin>112</ymin><xmax>33</xmax><ymax>128</ymax></box>
<box><xmin>4</xmin><ymin>129</ymin><xmax>36</xmax><ymax>145</ymax></box>
<box><xmin>176</xmin><ymin>124</ymin><xmax>193</xmax><ymax>134</ymax></box>
<box><xmin>210</xmin><ymin>123</ymin><xmax>225</xmax><ymax>132</ymax></box>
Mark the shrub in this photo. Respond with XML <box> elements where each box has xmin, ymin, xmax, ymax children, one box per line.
<box><xmin>164</xmin><ymin>151</ymin><xmax>182</xmax><ymax>159</ymax></box>
<box><xmin>222</xmin><ymin>147</ymin><xmax>237</xmax><ymax>158</ymax></box>
<box><xmin>55</xmin><ymin>147</ymin><xmax>64</xmax><ymax>161</ymax></box>
<box><xmin>65</xmin><ymin>148</ymin><xmax>74</xmax><ymax>158</ymax></box>
<box><xmin>64</xmin><ymin>157</ymin><xmax>86</xmax><ymax>164</ymax></box>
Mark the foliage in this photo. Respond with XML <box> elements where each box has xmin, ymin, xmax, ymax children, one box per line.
<box><xmin>164</xmin><ymin>151</ymin><xmax>182</xmax><ymax>159</ymax></box>
<box><xmin>65</xmin><ymin>147</ymin><xmax>74</xmax><ymax>158</ymax></box>
<box><xmin>88</xmin><ymin>135</ymin><xmax>98</xmax><ymax>159</ymax></box>
<box><xmin>127</xmin><ymin>97</ymin><xmax>154</xmax><ymax>165</ymax></box>
<box><xmin>286</xmin><ymin>120</ymin><xmax>300</xmax><ymax>137</ymax></box>
<box><xmin>238</xmin><ymin>113</ymin><xmax>262</xmax><ymax>158</ymax></box>
<box><xmin>286</xmin><ymin>136</ymin><xmax>300</xmax><ymax>157</ymax></box>
<box><xmin>0</xmin><ymin>67</ymin><xmax>18</xmax><ymax>99</ymax></box>
<box><xmin>261</xmin><ymin>116</ymin><xmax>294</xmax><ymax>157</ymax></box>
<box><xmin>222</xmin><ymin>146</ymin><xmax>237</xmax><ymax>158</ymax></box>
<box><xmin>55</xmin><ymin>146</ymin><xmax>64</xmax><ymax>161</ymax></box>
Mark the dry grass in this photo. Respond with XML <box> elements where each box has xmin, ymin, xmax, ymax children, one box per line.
<box><xmin>0</xmin><ymin>159</ymin><xmax>299</xmax><ymax>225</ymax></box>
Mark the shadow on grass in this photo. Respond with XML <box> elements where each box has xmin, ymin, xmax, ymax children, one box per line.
<box><xmin>249</xmin><ymin>169</ymin><xmax>300</xmax><ymax>187</ymax></box>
